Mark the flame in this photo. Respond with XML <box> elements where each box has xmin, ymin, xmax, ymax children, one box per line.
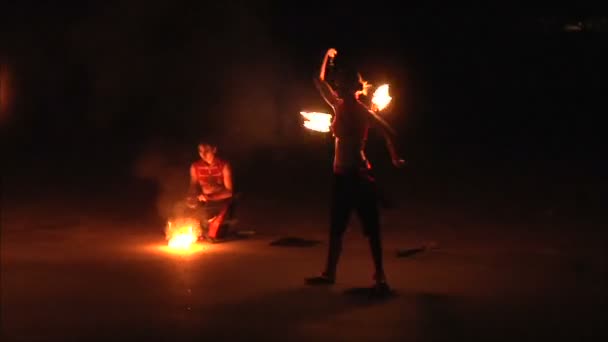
<box><xmin>355</xmin><ymin>73</ymin><xmax>373</xmax><ymax>99</ymax></box>
<box><xmin>300</xmin><ymin>111</ymin><xmax>332</xmax><ymax>133</ymax></box>
<box><xmin>165</xmin><ymin>218</ymin><xmax>202</xmax><ymax>250</ymax></box>
<box><xmin>371</xmin><ymin>84</ymin><xmax>392</xmax><ymax>111</ymax></box>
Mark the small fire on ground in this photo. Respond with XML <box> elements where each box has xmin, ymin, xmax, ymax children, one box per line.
<box><xmin>165</xmin><ymin>218</ymin><xmax>203</xmax><ymax>250</ymax></box>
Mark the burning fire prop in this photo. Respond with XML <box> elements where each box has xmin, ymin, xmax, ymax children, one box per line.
<box><xmin>355</xmin><ymin>74</ymin><xmax>373</xmax><ymax>99</ymax></box>
<box><xmin>371</xmin><ymin>84</ymin><xmax>392</xmax><ymax>111</ymax></box>
<box><xmin>301</xmin><ymin>81</ymin><xmax>393</xmax><ymax>133</ymax></box>
<box><xmin>300</xmin><ymin>111</ymin><xmax>332</xmax><ymax>133</ymax></box>
<box><xmin>165</xmin><ymin>218</ymin><xmax>202</xmax><ymax>250</ymax></box>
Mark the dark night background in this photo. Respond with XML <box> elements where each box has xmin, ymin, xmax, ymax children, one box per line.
<box><xmin>1</xmin><ymin>3</ymin><xmax>607</xmax><ymax>224</ymax></box>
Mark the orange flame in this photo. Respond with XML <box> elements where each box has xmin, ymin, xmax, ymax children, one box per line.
<box><xmin>371</xmin><ymin>84</ymin><xmax>392</xmax><ymax>111</ymax></box>
<box><xmin>300</xmin><ymin>111</ymin><xmax>332</xmax><ymax>133</ymax></box>
<box><xmin>165</xmin><ymin>218</ymin><xmax>202</xmax><ymax>250</ymax></box>
<box><xmin>355</xmin><ymin>73</ymin><xmax>373</xmax><ymax>99</ymax></box>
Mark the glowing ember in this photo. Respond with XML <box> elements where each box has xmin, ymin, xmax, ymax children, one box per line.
<box><xmin>300</xmin><ymin>111</ymin><xmax>332</xmax><ymax>133</ymax></box>
<box><xmin>371</xmin><ymin>84</ymin><xmax>392</xmax><ymax>111</ymax></box>
<box><xmin>165</xmin><ymin>218</ymin><xmax>202</xmax><ymax>249</ymax></box>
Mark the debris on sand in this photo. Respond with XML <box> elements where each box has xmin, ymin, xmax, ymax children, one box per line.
<box><xmin>396</xmin><ymin>247</ymin><xmax>426</xmax><ymax>258</ymax></box>
<box><xmin>396</xmin><ymin>241</ymin><xmax>438</xmax><ymax>258</ymax></box>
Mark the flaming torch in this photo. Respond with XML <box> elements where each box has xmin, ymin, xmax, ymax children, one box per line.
<box><xmin>371</xmin><ymin>84</ymin><xmax>392</xmax><ymax>112</ymax></box>
<box><xmin>300</xmin><ymin>78</ymin><xmax>393</xmax><ymax>133</ymax></box>
<box><xmin>300</xmin><ymin>111</ymin><xmax>332</xmax><ymax>133</ymax></box>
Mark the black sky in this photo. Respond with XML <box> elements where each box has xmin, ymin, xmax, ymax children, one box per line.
<box><xmin>1</xmin><ymin>2</ymin><xmax>607</xmax><ymax>182</ymax></box>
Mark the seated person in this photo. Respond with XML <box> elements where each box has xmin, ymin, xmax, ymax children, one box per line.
<box><xmin>187</xmin><ymin>141</ymin><xmax>235</xmax><ymax>240</ymax></box>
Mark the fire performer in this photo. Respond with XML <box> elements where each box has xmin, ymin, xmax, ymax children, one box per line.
<box><xmin>187</xmin><ymin>141</ymin><xmax>235</xmax><ymax>241</ymax></box>
<box><xmin>306</xmin><ymin>48</ymin><xmax>405</xmax><ymax>293</ymax></box>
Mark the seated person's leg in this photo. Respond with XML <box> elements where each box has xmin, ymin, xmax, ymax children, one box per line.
<box><xmin>224</xmin><ymin>197</ymin><xmax>237</xmax><ymax>222</ymax></box>
<box><xmin>202</xmin><ymin>200</ymin><xmax>223</xmax><ymax>221</ymax></box>
<box><xmin>205</xmin><ymin>198</ymin><xmax>234</xmax><ymax>239</ymax></box>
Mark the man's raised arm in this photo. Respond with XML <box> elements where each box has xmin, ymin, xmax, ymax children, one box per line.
<box><xmin>314</xmin><ymin>48</ymin><xmax>340</xmax><ymax>109</ymax></box>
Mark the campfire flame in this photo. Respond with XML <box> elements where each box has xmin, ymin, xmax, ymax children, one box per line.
<box><xmin>371</xmin><ymin>84</ymin><xmax>392</xmax><ymax>111</ymax></box>
<box><xmin>165</xmin><ymin>218</ymin><xmax>202</xmax><ymax>250</ymax></box>
<box><xmin>300</xmin><ymin>111</ymin><xmax>332</xmax><ymax>133</ymax></box>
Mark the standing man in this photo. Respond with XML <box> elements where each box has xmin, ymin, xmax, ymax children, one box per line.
<box><xmin>306</xmin><ymin>48</ymin><xmax>405</xmax><ymax>293</ymax></box>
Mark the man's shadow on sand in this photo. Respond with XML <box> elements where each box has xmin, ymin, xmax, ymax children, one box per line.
<box><xmin>343</xmin><ymin>286</ymin><xmax>398</xmax><ymax>301</ymax></box>
<box><xmin>188</xmin><ymin>288</ymin><xmax>557</xmax><ymax>341</ymax></box>
<box><xmin>188</xmin><ymin>285</ymin><xmax>399</xmax><ymax>339</ymax></box>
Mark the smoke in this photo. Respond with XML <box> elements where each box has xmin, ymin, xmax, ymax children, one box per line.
<box><xmin>4</xmin><ymin>1</ymin><xmax>329</xmax><ymax>189</ymax></box>
<box><xmin>71</xmin><ymin>1</ymin><xmax>302</xmax><ymax>153</ymax></box>
<box><xmin>131</xmin><ymin>140</ymin><xmax>195</xmax><ymax>220</ymax></box>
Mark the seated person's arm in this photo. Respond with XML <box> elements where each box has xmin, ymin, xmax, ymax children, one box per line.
<box><xmin>205</xmin><ymin>163</ymin><xmax>233</xmax><ymax>201</ymax></box>
<box><xmin>188</xmin><ymin>165</ymin><xmax>200</xmax><ymax>197</ymax></box>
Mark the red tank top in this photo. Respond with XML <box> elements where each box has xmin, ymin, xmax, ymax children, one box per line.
<box><xmin>192</xmin><ymin>159</ymin><xmax>226</xmax><ymax>189</ymax></box>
